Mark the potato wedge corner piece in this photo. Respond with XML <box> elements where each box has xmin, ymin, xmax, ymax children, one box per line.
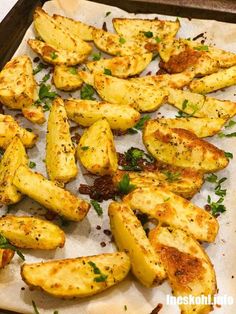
<box><xmin>149</xmin><ymin>227</ymin><xmax>217</xmax><ymax>314</ymax></box>
<box><xmin>53</xmin><ymin>65</ymin><xmax>83</xmax><ymax>91</ymax></box>
<box><xmin>65</xmin><ymin>99</ymin><xmax>140</xmax><ymax>131</ymax></box>
<box><xmin>77</xmin><ymin>118</ymin><xmax>118</xmax><ymax>175</ymax></box>
<box><xmin>21</xmin><ymin>252</ymin><xmax>130</xmax><ymax>298</ymax></box>
<box><xmin>0</xmin><ymin>137</ymin><xmax>27</xmax><ymax>205</ymax></box>
<box><xmin>13</xmin><ymin>165</ymin><xmax>90</xmax><ymax>222</ymax></box>
<box><xmin>124</xmin><ymin>187</ymin><xmax>219</xmax><ymax>242</ymax></box>
<box><xmin>143</xmin><ymin>119</ymin><xmax>228</xmax><ymax>172</ymax></box>
<box><xmin>108</xmin><ymin>202</ymin><xmax>166</xmax><ymax>287</ymax></box>
<box><xmin>0</xmin><ymin>216</ymin><xmax>65</xmax><ymax>250</ymax></box>
<box><xmin>0</xmin><ymin>249</ymin><xmax>14</xmax><ymax>268</ymax></box>
<box><xmin>46</xmin><ymin>98</ymin><xmax>77</xmax><ymax>183</ymax></box>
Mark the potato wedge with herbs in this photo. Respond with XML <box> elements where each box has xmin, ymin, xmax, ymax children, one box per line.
<box><xmin>53</xmin><ymin>65</ymin><xmax>83</xmax><ymax>91</ymax></box>
<box><xmin>0</xmin><ymin>216</ymin><xmax>65</xmax><ymax>249</ymax></box>
<box><xmin>109</xmin><ymin>202</ymin><xmax>166</xmax><ymax>287</ymax></box>
<box><xmin>190</xmin><ymin>65</ymin><xmax>236</xmax><ymax>94</ymax></box>
<box><xmin>0</xmin><ymin>249</ymin><xmax>14</xmax><ymax>268</ymax></box>
<box><xmin>46</xmin><ymin>98</ymin><xmax>77</xmax><ymax>183</ymax></box>
<box><xmin>149</xmin><ymin>117</ymin><xmax>226</xmax><ymax>138</ymax></box>
<box><xmin>87</xmin><ymin>53</ymin><xmax>152</xmax><ymax>78</ymax></box>
<box><xmin>77</xmin><ymin>118</ymin><xmax>118</xmax><ymax>175</ymax></box>
<box><xmin>53</xmin><ymin>14</ymin><xmax>95</xmax><ymax>41</ymax></box>
<box><xmin>0</xmin><ymin>137</ymin><xmax>27</xmax><ymax>205</ymax></box>
<box><xmin>13</xmin><ymin>165</ymin><xmax>90</xmax><ymax>222</ymax></box>
<box><xmin>143</xmin><ymin>119</ymin><xmax>228</xmax><ymax>172</ymax></box>
<box><xmin>0</xmin><ymin>55</ymin><xmax>45</xmax><ymax>124</ymax></box>
<box><xmin>94</xmin><ymin>73</ymin><xmax>168</xmax><ymax>112</ymax></box>
<box><xmin>78</xmin><ymin>70</ymin><xmax>95</xmax><ymax>86</ymax></box>
<box><xmin>0</xmin><ymin>114</ymin><xmax>37</xmax><ymax>149</ymax></box>
<box><xmin>149</xmin><ymin>226</ymin><xmax>217</xmax><ymax>314</ymax></box>
<box><xmin>124</xmin><ymin>187</ymin><xmax>218</xmax><ymax>242</ymax></box>
<box><xmin>168</xmin><ymin>88</ymin><xmax>236</xmax><ymax>119</ymax></box>
<box><xmin>65</xmin><ymin>99</ymin><xmax>140</xmax><ymax>131</ymax></box>
<box><xmin>21</xmin><ymin>252</ymin><xmax>130</xmax><ymax>298</ymax></box>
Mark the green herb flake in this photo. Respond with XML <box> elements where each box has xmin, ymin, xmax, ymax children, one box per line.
<box><xmin>119</xmin><ymin>37</ymin><xmax>126</xmax><ymax>44</ymax></box>
<box><xmin>143</xmin><ymin>31</ymin><xmax>153</xmax><ymax>38</ymax></box>
<box><xmin>206</xmin><ymin>173</ymin><xmax>218</xmax><ymax>183</ymax></box>
<box><xmin>155</xmin><ymin>36</ymin><xmax>161</xmax><ymax>43</ymax></box>
<box><xmin>225</xmin><ymin>120</ymin><xmax>236</xmax><ymax>128</ymax></box>
<box><xmin>42</xmin><ymin>102</ymin><xmax>51</xmax><ymax>112</ymax></box>
<box><xmin>105</xmin><ymin>11</ymin><xmax>111</xmax><ymax>17</ymax></box>
<box><xmin>194</xmin><ymin>45</ymin><xmax>209</xmax><ymax>51</ymax></box>
<box><xmin>128</xmin><ymin>115</ymin><xmax>150</xmax><ymax>133</ymax></box>
<box><xmin>51</xmin><ymin>51</ymin><xmax>58</xmax><ymax>60</ymax></box>
<box><xmin>29</xmin><ymin>161</ymin><xmax>36</xmax><ymax>169</ymax></box>
<box><xmin>124</xmin><ymin>305</ymin><xmax>128</xmax><ymax>311</ymax></box>
<box><xmin>207</xmin><ymin>196</ymin><xmax>226</xmax><ymax>216</ymax></box>
<box><xmin>104</xmin><ymin>68</ymin><xmax>112</xmax><ymax>75</ymax></box>
<box><xmin>92</xmin><ymin>52</ymin><xmax>102</xmax><ymax>61</ymax></box>
<box><xmin>0</xmin><ymin>148</ymin><xmax>4</xmax><ymax>155</ymax></box>
<box><xmin>88</xmin><ymin>261</ymin><xmax>108</xmax><ymax>282</ymax></box>
<box><xmin>33</xmin><ymin>62</ymin><xmax>47</xmax><ymax>75</ymax></box>
<box><xmin>81</xmin><ymin>84</ymin><xmax>95</xmax><ymax>100</ymax></box>
<box><xmin>164</xmin><ymin>197</ymin><xmax>170</xmax><ymax>202</ymax></box>
<box><xmin>163</xmin><ymin>170</ymin><xmax>180</xmax><ymax>182</ymax></box>
<box><xmin>41</xmin><ymin>73</ymin><xmax>50</xmax><ymax>83</ymax></box>
<box><xmin>91</xmin><ymin>200</ymin><xmax>103</xmax><ymax>216</ymax></box>
<box><xmin>122</xmin><ymin>147</ymin><xmax>154</xmax><ymax>171</ymax></box>
<box><xmin>39</xmin><ymin>84</ymin><xmax>57</xmax><ymax>100</ymax></box>
<box><xmin>26</xmin><ymin>128</ymin><xmax>32</xmax><ymax>132</ymax></box>
<box><xmin>0</xmin><ymin>234</ymin><xmax>25</xmax><ymax>261</ymax></box>
<box><xmin>182</xmin><ymin>99</ymin><xmax>188</xmax><ymax>110</ymax></box>
<box><xmin>94</xmin><ymin>274</ymin><xmax>108</xmax><ymax>282</ymax></box>
<box><xmin>225</xmin><ymin>151</ymin><xmax>233</xmax><ymax>159</ymax></box>
<box><xmin>218</xmin><ymin>131</ymin><xmax>236</xmax><ymax>138</ymax></box>
<box><xmin>81</xmin><ymin>146</ymin><xmax>89</xmax><ymax>151</ymax></box>
<box><xmin>69</xmin><ymin>67</ymin><xmax>77</xmax><ymax>75</ymax></box>
<box><xmin>32</xmin><ymin>300</ymin><xmax>40</xmax><ymax>314</ymax></box>
<box><xmin>117</xmin><ymin>174</ymin><xmax>136</xmax><ymax>194</ymax></box>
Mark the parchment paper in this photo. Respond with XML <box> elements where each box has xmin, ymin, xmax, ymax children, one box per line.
<box><xmin>0</xmin><ymin>0</ymin><xmax>236</xmax><ymax>313</ymax></box>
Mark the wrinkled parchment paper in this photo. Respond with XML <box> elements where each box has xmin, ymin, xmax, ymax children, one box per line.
<box><xmin>0</xmin><ymin>0</ymin><xmax>236</xmax><ymax>313</ymax></box>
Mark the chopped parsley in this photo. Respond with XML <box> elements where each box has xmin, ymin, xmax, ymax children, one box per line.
<box><xmin>0</xmin><ymin>148</ymin><xmax>4</xmax><ymax>155</ymax></box>
<box><xmin>207</xmin><ymin>196</ymin><xmax>226</xmax><ymax>216</ymax></box>
<box><xmin>33</xmin><ymin>62</ymin><xmax>47</xmax><ymax>75</ymax></box>
<box><xmin>38</xmin><ymin>84</ymin><xmax>57</xmax><ymax>101</ymax></box>
<box><xmin>124</xmin><ymin>305</ymin><xmax>128</xmax><ymax>311</ymax></box>
<box><xmin>69</xmin><ymin>67</ymin><xmax>77</xmax><ymax>75</ymax></box>
<box><xmin>104</xmin><ymin>68</ymin><xmax>112</xmax><ymax>75</ymax></box>
<box><xmin>50</xmin><ymin>51</ymin><xmax>58</xmax><ymax>59</ymax></box>
<box><xmin>128</xmin><ymin>115</ymin><xmax>150</xmax><ymax>134</ymax></box>
<box><xmin>176</xmin><ymin>100</ymin><xmax>199</xmax><ymax>118</ymax></box>
<box><xmin>155</xmin><ymin>36</ymin><xmax>161</xmax><ymax>43</ymax></box>
<box><xmin>41</xmin><ymin>73</ymin><xmax>50</xmax><ymax>83</ymax></box>
<box><xmin>143</xmin><ymin>31</ymin><xmax>153</xmax><ymax>38</ymax></box>
<box><xmin>92</xmin><ymin>52</ymin><xmax>102</xmax><ymax>61</ymax></box>
<box><xmin>194</xmin><ymin>45</ymin><xmax>209</xmax><ymax>51</ymax></box>
<box><xmin>32</xmin><ymin>300</ymin><xmax>40</xmax><ymax>314</ymax></box>
<box><xmin>0</xmin><ymin>234</ymin><xmax>25</xmax><ymax>261</ymax></box>
<box><xmin>81</xmin><ymin>84</ymin><xmax>95</xmax><ymax>100</ymax></box>
<box><xmin>162</xmin><ymin>170</ymin><xmax>180</xmax><ymax>182</ymax></box>
<box><xmin>26</xmin><ymin>128</ymin><xmax>32</xmax><ymax>132</ymax></box>
<box><xmin>105</xmin><ymin>11</ymin><xmax>111</xmax><ymax>17</ymax></box>
<box><xmin>119</xmin><ymin>37</ymin><xmax>126</xmax><ymax>44</ymax></box>
<box><xmin>225</xmin><ymin>151</ymin><xmax>233</xmax><ymax>159</ymax></box>
<box><xmin>121</xmin><ymin>147</ymin><xmax>154</xmax><ymax>171</ymax></box>
<box><xmin>117</xmin><ymin>173</ymin><xmax>136</xmax><ymax>194</ymax></box>
<box><xmin>218</xmin><ymin>131</ymin><xmax>236</xmax><ymax>138</ymax></box>
<box><xmin>225</xmin><ymin>120</ymin><xmax>236</xmax><ymax>128</ymax></box>
<box><xmin>29</xmin><ymin>161</ymin><xmax>36</xmax><ymax>169</ymax></box>
<box><xmin>91</xmin><ymin>200</ymin><xmax>103</xmax><ymax>216</ymax></box>
<box><xmin>206</xmin><ymin>173</ymin><xmax>218</xmax><ymax>183</ymax></box>
<box><xmin>81</xmin><ymin>146</ymin><xmax>89</xmax><ymax>151</ymax></box>
<box><xmin>88</xmin><ymin>261</ymin><xmax>108</xmax><ymax>282</ymax></box>
<box><xmin>182</xmin><ymin>99</ymin><xmax>188</xmax><ymax>110</ymax></box>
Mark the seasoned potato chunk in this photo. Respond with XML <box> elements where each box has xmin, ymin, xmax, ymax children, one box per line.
<box><xmin>78</xmin><ymin>71</ymin><xmax>95</xmax><ymax>86</ymax></box>
<box><xmin>46</xmin><ymin>98</ymin><xmax>77</xmax><ymax>183</ymax></box>
<box><xmin>87</xmin><ymin>53</ymin><xmax>152</xmax><ymax>78</ymax></box>
<box><xmin>53</xmin><ymin>65</ymin><xmax>83</xmax><ymax>91</ymax></box>
<box><xmin>65</xmin><ymin>99</ymin><xmax>140</xmax><ymax>131</ymax></box>
<box><xmin>149</xmin><ymin>227</ymin><xmax>217</xmax><ymax>314</ymax></box>
<box><xmin>143</xmin><ymin>119</ymin><xmax>228</xmax><ymax>172</ymax></box>
<box><xmin>77</xmin><ymin>118</ymin><xmax>118</xmax><ymax>175</ymax></box>
<box><xmin>124</xmin><ymin>187</ymin><xmax>219</xmax><ymax>242</ymax></box>
<box><xmin>13</xmin><ymin>165</ymin><xmax>90</xmax><ymax>222</ymax></box>
<box><xmin>0</xmin><ymin>137</ymin><xmax>27</xmax><ymax>205</ymax></box>
<box><xmin>0</xmin><ymin>216</ymin><xmax>65</xmax><ymax>249</ymax></box>
<box><xmin>21</xmin><ymin>252</ymin><xmax>130</xmax><ymax>298</ymax></box>
<box><xmin>0</xmin><ymin>249</ymin><xmax>14</xmax><ymax>268</ymax></box>
<box><xmin>108</xmin><ymin>202</ymin><xmax>166</xmax><ymax>287</ymax></box>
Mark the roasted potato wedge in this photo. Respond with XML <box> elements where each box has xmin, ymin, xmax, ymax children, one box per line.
<box><xmin>46</xmin><ymin>98</ymin><xmax>77</xmax><ymax>183</ymax></box>
<box><xmin>113</xmin><ymin>17</ymin><xmax>180</xmax><ymax>40</ymax></box>
<box><xmin>190</xmin><ymin>65</ymin><xmax>236</xmax><ymax>94</ymax></box>
<box><xmin>0</xmin><ymin>55</ymin><xmax>45</xmax><ymax>124</ymax></box>
<box><xmin>34</xmin><ymin>7</ymin><xmax>92</xmax><ymax>55</ymax></box>
<box><xmin>94</xmin><ymin>73</ymin><xmax>168</xmax><ymax>112</ymax></box>
<box><xmin>0</xmin><ymin>137</ymin><xmax>27</xmax><ymax>205</ymax></box>
<box><xmin>77</xmin><ymin>118</ymin><xmax>118</xmax><ymax>175</ymax></box>
<box><xmin>13</xmin><ymin>165</ymin><xmax>90</xmax><ymax>222</ymax></box>
<box><xmin>0</xmin><ymin>216</ymin><xmax>65</xmax><ymax>249</ymax></box>
<box><xmin>168</xmin><ymin>88</ymin><xmax>236</xmax><ymax>119</ymax></box>
<box><xmin>65</xmin><ymin>99</ymin><xmax>140</xmax><ymax>131</ymax></box>
<box><xmin>124</xmin><ymin>187</ymin><xmax>219</xmax><ymax>242</ymax></box>
<box><xmin>53</xmin><ymin>65</ymin><xmax>83</xmax><ymax>91</ymax></box>
<box><xmin>53</xmin><ymin>14</ymin><xmax>95</xmax><ymax>41</ymax></box>
<box><xmin>0</xmin><ymin>249</ymin><xmax>14</xmax><ymax>268</ymax></box>
<box><xmin>149</xmin><ymin>117</ymin><xmax>226</xmax><ymax>138</ymax></box>
<box><xmin>87</xmin><ymin>53</ymin><xmax>152</xmax><ymax>78</ymax></box>
<box><xmin>78</xmin><ymin>70</ymin><xmax>95</xmax><ymax>86</ymax></box>
<box><xmin>0</xmin><ymin>114</ymin><xmax>37</xmax><ymax>149</ymax></box>
<box><xmin>21</xmin><ymin>252</ymin><xmax>130</xmax><ymax>298</ymax></box>
<box><xmin>149</xmin><ymin>226</ymin><xmax>217</xmax><ymax>314</ymax></box>
<box><xmin>143</xmin><ymin>119</ymin><xmax>228</xmax><ymax>172</ymax></box>
<box><xmin>108</xmin><ymin>202</ymin><xmax>166</xmax><ymax>287</ymax></box>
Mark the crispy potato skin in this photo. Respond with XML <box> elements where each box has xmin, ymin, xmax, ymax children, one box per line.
<box><xmin>149</xmin><ymin>227</ymin><xmax>217</xmax><ymax>314</ymax></box>
<box><xmin>108</xmin><ymin>202</ymin><xmax>166</xmax><ymax>287</ymax></box>
<box><xmin>46</xmin><ymin>98</ymin><xmax>77</xmax><ymax>183</ymax></box>
<box><xmin>13</xmin><ymin>165</ymin><xmax>90</xmax><ymax>222</ymax></box>
<box><xmin>0</xmin><ymin>137</ymin><xmax>27</xmax><ymax>205</ymax></box>
<box><xmin>0</xmin><ymin>216</ymin><xmax>65</xmax><ymax>249</ymax></box>
<box><xmin>143</xmin><ymin>120</ymin><xmax>228</xmax><ymax>172</ymax></box>
<box><xmin>65</xmin><ymin>99</ymin><xmax>140</xmax><ymax>131</ymax></box>
<box><xmin>124</xmin><ymin>187</ymin><xmax>219</xmax><ymax>242</ymax></box>
<box><xmin>21</xmin><ymin>252</ymin><xmax>130</xmax><ymax>298</ymax></box>
<box><xmin>77</xmin><ymin>118</ymin><xmax>118</xmax><ymax>175</ymax></box>
<box><xmin>0</xmin><ymin>249</ymin><xmax>14</xmax><ymax>268</ymax></box>
<box><xmin>53</xmin><ymin>65</ymin><xmax>83</xmax><ymax>91</ymax></box>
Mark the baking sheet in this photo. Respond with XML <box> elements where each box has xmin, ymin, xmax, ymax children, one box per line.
<box><xmin>0</xmin><ymin>0</ymin><xmax>236</xmax><ymax>313</ymax></box>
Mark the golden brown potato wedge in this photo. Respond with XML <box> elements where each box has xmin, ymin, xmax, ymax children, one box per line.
<box><xmin>0</xmin><ymin>137</ymin><xmax>27</xmax><ymax>205</ymax></box>
<box><xmin>0</xmin><ymin>114</ymin><xmax>37</xmax><ymax>149</ymax></box>
<box><xmin>149</xmin><ymin>226</ymin><xmax>217</xmax><ymax>314</ymax></box>
<box><xmin>108</xmin><ymin>202</ymin><xmax>166</xmax><ymax>287</ymax></box>
<box><xmin>77</xmin><ymin>118</ymin><xmax>118</xmax><ymax>175</ymax></box>
<box><xmin>168</xmin><ymin>88</ymin><xmax>236</xmax><ymax>119</ymax></box>
<box><xmin>13</xmin><ymin>165</ymin><xmax>90</xmax><ymax>222</ymax></box>
<box><xmin>124</xmin><ymin>187</ymin><xmax>219</xmax><ymax>242</ymax></box>
<box><xmin>149</xmin><ymin>117</ymin><xmax>226</xmax><ymax>138</ymax></box>
<box><xmin>46</xmin><ymin>98</ymin><xmax>77</xmax><ymax>183</ymax></box>
<box><xmin>94</xmin><ymin>73</ymin><xmax>168</xmax><ymax>112</ymax></box>
<box><xmin>53</xmin><ymin>65</ymin><xmax>83</xmax><ymax>91</ymax></box>
<box><xmin>0</xmin><ymin>216</ymin><xmax>65</xmax><ymax>249</ymax></box>
<box><xmin>0</xmin><ymin>55</ymin><xmax>45</xmax><ymax>124</ymax></box>
<box><xmin>143</xmin><ymin>119</ymin><xmax>228</xmax><ymax>172</ymax></box>
<box><xmin>65</xmin><ymin>99</ymin><xmax>140</xmax><ymax>131</ymax></box>
<box><xmin>78</xmin><ymin>70</ymin><xmax>95</xmax><ymax>86</ymax></box>
<box><xmin>0</xmin><ymin>249</ymin><xmax>14</xmax><ymax>268</ymax></box>
<box><xmin>21</xmin><ymin>252</ymin><xmax>130</xmax><ymax>298</ymax></box>
<box><xmin>53</xmin><ymin>14</ymin><xmax>95</xmax><ymax>41</ymax></box>
<box><xmin>87</xmin><ymin>53</ymin><xmax>152</xmax><ymax>78</ymax></box>
<box><xmin>190</xmin><ymin>65</ymin><xmax>236</xmax><ymax>94</ymax></box>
